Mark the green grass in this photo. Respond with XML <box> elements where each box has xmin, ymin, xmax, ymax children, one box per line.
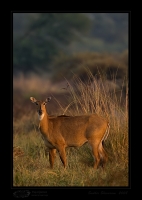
<box><xmin>13</xmin><ymin>68</ymin><xmax>128</xmax><ymax>186</ymax></box>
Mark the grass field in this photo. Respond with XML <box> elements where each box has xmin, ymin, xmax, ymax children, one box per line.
<box><xmin>13</xmin><ymin>69</ymin><xmax>128</xmax><ymax>186</ymax></box>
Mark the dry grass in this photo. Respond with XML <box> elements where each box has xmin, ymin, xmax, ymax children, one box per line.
<box><xmin>13</xmin><ymin>68</ymin><xmax>128</xmax><ymax>186</ymax></box>
<box><xmin>13</xmin><ymin>130</ymin><xmax>128</xmax><ymax>186</ymax></box>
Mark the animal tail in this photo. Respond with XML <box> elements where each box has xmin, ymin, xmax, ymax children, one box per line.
<box><xmin>102</xmin><ymin>123</ymin><xmax>110</xmax><ymax>146</ymax></box>
<box><xmin>99</xmin><ymin>123</ymin><xmax>110</xmax><ymax>166</ymax></box>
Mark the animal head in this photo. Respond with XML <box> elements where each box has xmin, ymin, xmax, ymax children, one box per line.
<box><xmin>30</xmin><ymin>97</ymin><xmax>51</xmax><ymax>120</ymax></box>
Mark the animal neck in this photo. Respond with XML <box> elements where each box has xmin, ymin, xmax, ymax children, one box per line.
<box><xmin>38</xmin><ymin>111</ymin><xmax>49</xmax><ymax>134</ymax></box>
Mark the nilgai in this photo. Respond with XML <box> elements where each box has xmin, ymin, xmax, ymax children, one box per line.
<box><xmin>30</xmin><ymin>97</ymin><xmax>110</xmax><ymax>169</ymax></box>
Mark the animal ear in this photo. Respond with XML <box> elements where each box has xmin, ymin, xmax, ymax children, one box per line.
<box><xmin>45</xmin><ymin>97</ymin><xmax>51</xmax><ymax>104</ymax></box>
<box><xmin>30</xmin><ymin>97</ymin><xmax>37</xmax><ymax>103</ymax></box>
<box><xmin>47</xmin><ymin>97</ymin><xmax>51</xmax><ymax>102</ymax></box>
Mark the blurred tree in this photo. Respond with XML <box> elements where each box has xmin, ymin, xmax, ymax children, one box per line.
<box><xmin>13</xmin><ymin>13</ymin><xmax>91</xmax><ymax>74</ymax></box>
<box><xmin>90</xmin><ymin>13</ymin><xmax>128</xmax><ymax>44</ymax></box>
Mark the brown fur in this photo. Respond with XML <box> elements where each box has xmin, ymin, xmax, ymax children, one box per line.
<box><xmin>30</xmin><ymin>97</ymin><xmax>110</xmax><ymax>169</ymax></box>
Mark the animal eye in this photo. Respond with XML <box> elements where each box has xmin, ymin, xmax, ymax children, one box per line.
<box><xmin>35</xmin><ymin>102</ymin><xmax>38</xmax><ymax>105</ymax></box>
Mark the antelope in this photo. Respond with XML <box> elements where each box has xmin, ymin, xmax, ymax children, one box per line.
<box><xmin>30</xmin><ymin>97</ymin><xmax>110</xmax><ymax>169</ymax></box>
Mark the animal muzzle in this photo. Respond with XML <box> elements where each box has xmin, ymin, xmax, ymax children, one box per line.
<box><xmin>38</xmin><ymin>110</ymin><xmax>42</xmax><ymax>115</ymax></box>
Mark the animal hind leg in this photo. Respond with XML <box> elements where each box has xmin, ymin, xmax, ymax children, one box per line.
<box><xmin>89</xmin><ymin>141</ymin><xmax>100</xmax><ymax>170</ymax></box>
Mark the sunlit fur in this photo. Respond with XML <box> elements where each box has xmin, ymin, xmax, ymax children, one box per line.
<box><xmin>30</xmin><ymin>96</ymin><xmax>110</xmax><ymax>169</ymax></box>
<box><xmin>38</xmin><ymin>113</ymin><xmax>45</xmax><ymax>121</ymax></box>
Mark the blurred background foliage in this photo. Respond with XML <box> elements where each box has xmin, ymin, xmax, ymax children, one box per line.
<box><xmin>13</xmin><ymin>13</ymin><xmax>91</xmax><ymax>74</ymax></box>
<box><xmin>13</xmin><ymin>13</ymin><xmax>128</xmax><ymax>81</ymax></box>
